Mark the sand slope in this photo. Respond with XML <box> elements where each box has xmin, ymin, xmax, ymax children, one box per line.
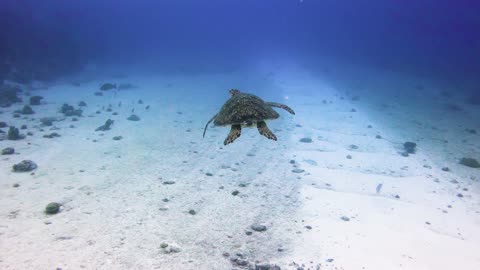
<box><xmin>1</xmin><ymin>68</ymin><xmax>479</xmax><ymax>269</ymax></box>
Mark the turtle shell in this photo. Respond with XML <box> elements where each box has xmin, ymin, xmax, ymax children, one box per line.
<box><xmin>214</xmin><ymin>93</ymin><xmax>279</xmax><ymax>126</ymax></box>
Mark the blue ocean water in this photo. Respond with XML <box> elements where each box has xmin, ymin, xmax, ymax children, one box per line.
<box><xmin>1</xmin><ymin>1</ymin><xmax>480</xmax><ymax>269</ymax></box>
<box><xmin>1</xmin><ymin>0</ymin><xmax>479</xmax><ymax>85</ymax></box>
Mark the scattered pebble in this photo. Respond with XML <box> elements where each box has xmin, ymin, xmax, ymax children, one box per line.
<box><xmin>349</xmin><ymin>144</ymin><xmax>359</xmax><ymax>150</ymax></box>
<box><xmin>163</xmin><ymin>181</ymin><xmax>176</xmax><ymax>185</ymax></box>
<box><xmin>45</xmin><ymin>202</ymin><xmax>61</xmax><ymax>214</ymax></box>
<box><xmin>250</xmin><ymin>224</ymin><xmax>267</xmax><ymax>232</ymax></box>
<box><xmin>340</xmin><ymin>216</ymin><xmax>350</xmax><ymax>222</ymax></box>
<box><xmin>299</xmin><ymin>137</ymin><xmax>312</xmax><ymax>143</ymax></box>
<box><xmin>43</xmin><ymin>132</ymin><xmax>61</xmax><ymax>139</ymax></box>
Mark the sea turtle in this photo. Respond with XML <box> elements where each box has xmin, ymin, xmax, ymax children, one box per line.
<box><xmin>203</xmin><ymin>89</ymin><xmax>295</xmax><ymax>145</ymax></box>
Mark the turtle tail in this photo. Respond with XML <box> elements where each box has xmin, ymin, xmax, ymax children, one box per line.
<box><xmin>203</xmin><ymin>114</ymin><xmax>217</xmax><ymax>138</ymax></box>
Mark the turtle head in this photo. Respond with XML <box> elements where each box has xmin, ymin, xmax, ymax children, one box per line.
<box><xmin>229</xmin><ymin>89</ymin><xmax>241</xmax><ymax>97</ymax></box>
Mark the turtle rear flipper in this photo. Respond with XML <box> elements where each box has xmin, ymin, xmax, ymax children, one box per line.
<box><xmin>257</xmin><ymin>121</ymin><xmax>277</xmax><ymax>141</ymax></box>
<box><xmin>224</xmin><ymin>125</ymin><xmax>241</xmax><ymax>145</ymax></box>
<box><xmin>203</xmin><ymin>114</ymin><xmax>217</xmax><ymax>138</ymax></box>
<box><xmin>265</xmin><ymin>102</ymin><xmax>295</xmax><ymax>115</ymax></box>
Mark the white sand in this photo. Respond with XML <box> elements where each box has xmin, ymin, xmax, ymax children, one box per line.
<box><xmin>0</xmin><ymin>66</ymin><xmax>479</xmax><ymax>269</ymax></box>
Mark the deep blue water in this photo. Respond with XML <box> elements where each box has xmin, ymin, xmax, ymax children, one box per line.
<box><xmin>1</xmin><ymin>0</ymin><xmax>479</xmax><ymax>89</ymax></box>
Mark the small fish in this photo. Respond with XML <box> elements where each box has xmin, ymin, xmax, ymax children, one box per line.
<box><xmin>118</xmin><ymin>101</ymin><xmax>122</xmax><ymax>107</ymax></box>
<box><xmin>145</xmin><ymin>105</ymin><xmax>150</xmax><ymax>110</ymax></box>
<box><xmin>131</xmin><ymin>108</ymin><xmax>135</xmax><ymax>113</ymax></box>
<box><xmin>376</xmin><ymin>183</ymin><xmax>383</xmax><ymax>194</ymax></box>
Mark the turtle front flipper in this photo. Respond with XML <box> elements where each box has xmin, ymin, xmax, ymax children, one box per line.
<box><xmin>265</xmin><ymin>102</ymin><xmax>295</xmax><ymax>115</ymax></box>
<box><xmin>257</xmin><ymin>121</ymin><xmax>277</xmax><ymax>141</ymax></box>
<box><xmin>203</xmin><ymin>114</ymin><xmax>217</xmax><ymax>138</ymax></box>
<box><xmin>224</xmin><ymin>124</ymin><xmax>242</xmax><ymax>145</ymax></box>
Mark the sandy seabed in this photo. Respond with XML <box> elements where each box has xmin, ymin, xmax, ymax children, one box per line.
<box><xmin>1</xmin><ymin>66</ymin><xmax>479</xmax><ymax>270</ymax></box>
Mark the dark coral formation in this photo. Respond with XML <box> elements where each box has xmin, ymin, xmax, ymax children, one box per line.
<box><xmin>7</xmin><ymin>126</ymin><xmax>25</xmax><ymax>140</ymax></box>
<box><xmin>29</xmin><ymin>96</ymin><xmax>43</xmax><ymax>105</ymax></box>
<box><xmin>12</xmin><ymin>160</ymin><xmax>37</xmax><ymax>172</ymax></box>
<box><xmin>60</xmin><ymin>103</ymin><xmax>82</xmax><ymax>117</ymax></box>
<box><xmin>95</xmin><ymin>119</ymin><xmax>114</xmax><ymax>131</ymax></box>
<box><xmin>459</xmin><ymin>157</ymin><xmax>480</xmax><ymax>168</ymax></box>
<box><xmin>127</xmin><ymin>114</ymin><xmax>140</xmax><ymax>121</ymax></box>
<box><xmin>403</xmin><ymin>142</ymin><xmax>417</xmax><ymax>154</ymax></box>
<box><xmin>1</xmin><ymin>147</ymin><xmax>15</xmax><ymax>155</ymax></box>
<box><xmin>40</xmin><ymin>117</ymin><xmax>56</xmax><ymax>126</ymax></box>
<box><xmin>0</xmin><ymin>85</ymin><xmax>22</xmax><ymax>107</ymax></box>
<box><xmin>16</xmin><ymin>105</ymin><xmax>34</xmax><ymax>115</ymax></box>
<box><xmin>100</xmin><ymin>83</ymin><xmax>116</xmax><ymax>91</ymax></box>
